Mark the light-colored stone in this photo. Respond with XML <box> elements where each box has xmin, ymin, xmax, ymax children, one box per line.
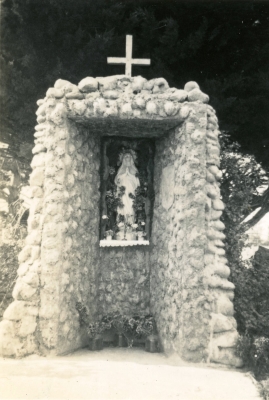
<box><xmin>98</xmin><ymin>76</ymin><xmax>118</xmax><ymax>91</ymax></box>
<box><xmin>30</xmin><ymin>167</ymin><xmax>44</xmax><ymax>187</ymax></box>
<box><xmin>212</xmin><ymin>313</ymin><xmax>237</xmax><ymax>333</ymax></box>
<box><xmin>54</xmin><ymin>79</ymin><xmax>77</xmax><ymax>93</ymax></box>
<box><xmin>102</xmin><ymin>90</ymin><xmax>119</xmax><ymax>99</ymax></box>
<box><xmin>49</xmin><ymin>103</ymin><xmax>67</xmax><ymax>125</ymax></box>
<box><xmin>146</xmin><ymin>101</ymin><xmax>158</xmax><ymax>115</ymax></box>
<box><xmin>69</xmin><ymin>100</ymin><xmax>87</xmax><ymax>115</ymax></box>
<box><xmin>212</xmin><ymin>199</ymin><xmax>225</xmax><ymax>211</ymax></box>
<box><xmin>188</xmin><ymin>88</ymin><xmax>209</xmax><ymax>103</ymax></box>
<box><xmin>121</xmin><ymin>103</ymin><xmax>133</xmax><ymax>116</ymax></box>
<box><xmin>215</xmin><ymin>294</ymin><xmax>234</xmax><ymax>316</ymax></box>
<box><xmin>12</xmin><ymin>280</ymin><xmax>37</xmax><ymax>301</ymax></box>
<box><xmin>18</xmin><ymin>246</ymin><xmax>32</xmax><ymax>264</ymax></box>
<box><xmin>22</xmin><ymin>271</ymin><xmax>39</xmax><ymax>288</ymax></box>
<box><xmin>184</xmin><ymin>81</ymin><xmax>200</xmax><ymax>92</ymax></box>
<box><xmin>31</xmin><ymin>153</ymin><xmax>46</xmax><ymax>169</ymax></box>
<box><xmin>152</xmin><ymin>78</ymin><xmax>169</xmax><ymax>94</ymax></box>
<box><xmin>211</xmin><ymin>345</ymin><xmax>243</xmax><ymax>367</ymax></box>
<box><xmin>25</xmin><ymin>230</ymin><xmax>42</xmax><ymax>246</ymax></box>
<box><xmin>18</xmin><ymin>316</ymin><xmax>37</xmax><ymax>337</ymax></box>
<box><xmin>3</xmin><ymin>301</ymin><xmax>38</xmax><ymax>320</ymax></box>
<box><xmin>169</xmin><ymin>89</ymin><xmax>188</xmax><ymax>102</ymax></box>
<box><xmin>179</xmin><ymin>106</ymin><xmax>190</xmax><ymax>119</ymax></box>
<box><xmin>160</xmin><ymin>165</ymin><xmax>175</xmax><ymax>210</ymax></box>
<box><xmin>46</xmin><ymin>88</ymin><xmax>64</xmax><ymax>99</ymax></box>
<box><xmin>132</xmin><ymin>76</ymin><xmax>147</xmax><ymax>92</ymax></box>
<box><xmin>32</xmin><ymin>143</ymin><xmax>47</xmax><ymax>154</ymax></box>
<box><xmin>191</xmin><ymin>129</ymin><xmax>206</xmax><ymax>144</ymax></box>
<box><xmin>78</xmin><ymin>77</ymin><xmax>98</xmax><ymax>93</ymax></box>
<box><xmin>43</xmin><ymin>249</ymin><xmax>61</xmax><ymax>265</ymax></box>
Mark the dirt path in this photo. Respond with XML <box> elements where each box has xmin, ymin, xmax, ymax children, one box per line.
<box><xmin>0</xmin><ymin>348</ymin><xmax>261</xmax><ymax>400</ymax></box>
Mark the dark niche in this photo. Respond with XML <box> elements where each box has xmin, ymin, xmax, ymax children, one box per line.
<box><xmin>100</xmin><ymin>137</ymin><xmax>155</xmax><ymax>241</ymax></box>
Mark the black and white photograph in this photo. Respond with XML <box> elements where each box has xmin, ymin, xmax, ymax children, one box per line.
<box><xmin>0</xmin><ymin>0</ymin><xmax>269</xmax><ymax>398</ymax></box>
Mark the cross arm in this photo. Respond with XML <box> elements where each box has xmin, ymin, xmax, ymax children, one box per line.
<box><xmin>107</xmin><ymin>57</ymin><xmax>127</xmax><ymax>65</ymax></box>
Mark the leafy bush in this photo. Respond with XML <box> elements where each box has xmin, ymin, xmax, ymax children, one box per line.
<box><xmin>220</xmin><ymin>133</ymin><xmax>269</xmax><ymax>337</ymax></box>
<box><xmin>0</xmin><ymin>213</ymin><xmax>27</xmax><ymax>319</ymax></box>
<box><xmin>236</xmin><ymin>335</ymin><xmax>269</xmax><ymax>380</ymax></box>
<box><xmin>75</xmin><ymin>304</ymin><xmax>157</xmax><ymax>347</ymax></box>
<box><xmin>75</xmin><ymin>302</ymin><xmax>111</xmax><ymax>338</ymax></box>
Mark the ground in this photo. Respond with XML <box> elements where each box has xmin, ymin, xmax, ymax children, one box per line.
<box><xmin>0</xmin><ymin>348</ymin><xmax>261</xmax><ymax>400</ymax></box>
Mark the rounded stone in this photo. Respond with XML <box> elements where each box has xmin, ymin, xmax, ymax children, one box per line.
<box><xmin>164</xmin><ymin>101</ymin><xmax>176</xmax><ymax>116</ymax></box>
<box><xmin>179</xmin><ymin>106</ymin><xmax>190</xmax><ymax>119</ymax></box>
<box><xmin>78</xmin><ymin>77</ymin><xmax>98</xmax><ymax>93</ymax></box>
<box><xmin>191</xmin><ymin>129</ymin><xmax>206</xmax><ymax>144</ymax></box>
<box><xmin>18</xmin><ymin>246</ymin><xmax>32</xmax><ymax>264</ymax></box>
<box><xmin>206</xmin><ymin>171</ymin><xmax>215</xmax><ymax>183</ymax></box>
<box><xmin>188</xmin><ymin>88</ymin><xmax>209</xmax><ymax>103</ymax></box>
<box><xmin>31</xmin><ymin>153</ymin><xmax>46</xmax><ymax>169</ymax></box>
<box><xmin>213</xmin><ymin>264</ymin><xmax>230</xmax><ymax>279</ymax></box>
<box><xmin>121</xmin><ymin>103</ymin><xmax>133</xmax><ymax>116</ymax></box>
<box><xmin>3</xmin><ymin>301</ymin><xmax>32</xmax><ymax>320</ymax></box>
<box><xmin>213</xmin><ymin>199</ymin><xmax>225</xmax><ymax>211</ymax></box>
<box><xmin>184</xmin><ymin>81</ymin><xmax>200</xmax><ymax>92</ymax></box>
<box><xmin>135</xmin><ymin>97</ymin><xmax>146</xmax><ymax>109</ymax></box>
<box><xmin>12</xmin><ymin>280</ymin><xmax>37</xmax><ymax>301</ymax></box>
<box><xmin>46</xmin><ymin>88</ymin><xmax>64</xmax><ymax>99</ymax></box>
<box><xmin>132</xmin><ymin>76</ymin><xmax>147</xmax><ymax>92</ymax></box>
<box><xmin>102</xmin><ymin>90</ymin><xmax>119</xmax><ymax>99</ymax></box>
<box><xmin>25</xmin><ymin>230</ymin><xmax>42</xmax><ymax>246</ymax></box>
<box><xmin>213</xmin><ymin>220</ymin><xmax>225</xmax><ymax>231</ymax></box>
<box><xmin>169</xmin><ymin>90</ymin><xmax>188</xmax><ymax>102</ymax></box>
<box><xmin>152</xmin><ymin>78</ymin><xmax>169</xmax><ymax>94</ymax></box>
<box><xmin>66</xmin><ymin>90</ymin><xmax>85</xmax><ymax>100</ymax></box>
<box><xmin>212</xmin><ymin>314</ymin><xmax>236</xmax><ymax>334</ymax></box>
<box><xmin>146</xmin><ymin>101</ymin><xmax>158</xmax><ymax>115</ymax></box>
<box><xmin>37</xmin><ymin>99</ymin><xmax>44</xmax><ymax>106</ymax></box>
<box><xmin>32</xmin><ymin>144</ymin><xmax>47</xmax><ymax>155</ymax></box>
<box><xmin>98</xmin><ymin>76</ymin><xmax>119</xmax><ymax>91</ymax></box>
<box><xmin>54</xmin><ymin>79</ymin><xmax>77</xmax><ymax>93</ymax></box>
<box><xmin>18</xmin><ymin>316</ymin><xmax>37</xmax><ymax>337</ymax></box>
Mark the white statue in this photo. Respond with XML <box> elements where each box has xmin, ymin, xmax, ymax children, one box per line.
<box><xmin>115</xmin><ymin>151</ymin><xmax>140</xmax><ymax>225</ymax></box>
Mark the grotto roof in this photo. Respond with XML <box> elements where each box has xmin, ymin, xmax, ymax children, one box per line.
<box><xmin>39</xmin><ymin>75</ymin><xmax>211</xmax><ymax>137</ymax></box>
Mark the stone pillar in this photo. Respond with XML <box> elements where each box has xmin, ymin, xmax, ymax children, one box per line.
<box><xmin>150</xmin><ymin>96</ymin><xmax>241</xmax><ymax>366</ymax></box>
<box><xmin>204</xmin><ymin>105</ymin><xmax>241</xmax><ymax>366</ymax></box>
<box><xmin>0</xmin><ymin>84</ymin><xmax>101</xmax><ymax>356</ymax></box>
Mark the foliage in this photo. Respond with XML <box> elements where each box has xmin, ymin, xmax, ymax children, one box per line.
<box><xmin>220</xmin><ymin>134</ymin><xmax>269</xmax><ymax>337</ymax></box>
<box><xmin>75</xmin><ymin>302</ymin><xmax>111</xmax><ymax>338</ymax></box>
<box><xmin>236</xmin><ymin>335</ymin><xmax>269</xmax><ymax>380</ymax></box>
<box><xmin>0</xmin><ymin>218</ymin><xmax>27</xmax><ymax>319</ymax></box>
<box><xmin>102</xmin><ymin>312</ymin><xmax>156</xmax><ymax>342</ymax></box>
<box><xmin>75</xmin><ymin>305</ymin><xmax>157</xmax><ymax>346</ymax></box>
<box><xmin>220</xmin><ymin>133</ymin><xmax>268</xmax><ymax>231</ymax></box>
<box><xmin>1</xmin><ymin>0</ymin><xmax>269</xmax><ymax>167</ymax></box>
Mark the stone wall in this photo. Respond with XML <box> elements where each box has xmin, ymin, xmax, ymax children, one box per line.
<box><xmin>150</xmin><ymin>99</ymin><xmax>240</xmax><ymax>366</ymax></box>
<box><xmin>204</xmin><ymin>105</ymin><xmax>240</xmax><ymax>367</ymax></box>
<box><xmin>0</xmin><ymin>96</ymin><xmax>101</xmax><ymax>357</ymax></box>
<box><xmin>98</xmin><ymin>247</ymin><xmax>150</xmax><ymax>316</ymax></box>
<box><xmin>151</xmin><ymin>104</ymin><xmax>211</xmax><ymax>362</ymax></box>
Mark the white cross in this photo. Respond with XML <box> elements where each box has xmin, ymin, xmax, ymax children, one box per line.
<box><xmin>107</xmin><ymin>35</ymin><xmax>151</xmax><ymax>77</ymax></box>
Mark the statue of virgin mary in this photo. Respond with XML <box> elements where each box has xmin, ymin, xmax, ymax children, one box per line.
<box><xmin>115</xmin><ymin>151</ymin><xmax>140</xmax><ymax>224</ymax></box>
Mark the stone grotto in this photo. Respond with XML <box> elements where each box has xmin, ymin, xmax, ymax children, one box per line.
<box><xmin>0</xmin><ymin>74</ymin><xmax>241</xmax><ymax>367</ymax></box>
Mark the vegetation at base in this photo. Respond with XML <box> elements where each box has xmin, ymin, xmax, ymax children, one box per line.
<box><xmin>75</xmin><ymin>302</ymin><xmax>156</xmax><ymax>347</ymax></box>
